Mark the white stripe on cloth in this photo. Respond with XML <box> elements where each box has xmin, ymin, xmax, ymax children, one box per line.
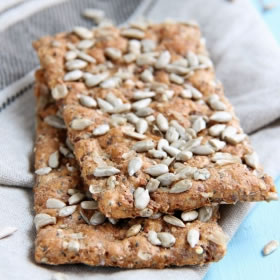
<box><xmin>0</xmin><ymin>0</ymin><xmax>25</xmax><ymax>13</ymax></box>
<box><xmin>0</xmin><ymin>0</ymin><xmax>68</xmax><ymax>31</ymax></box>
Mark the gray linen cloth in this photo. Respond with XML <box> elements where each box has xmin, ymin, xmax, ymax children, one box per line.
<box><xmin>0</xmin><ymin>0</ymin><xmax>279</xmax><ymax>279</ymax></box>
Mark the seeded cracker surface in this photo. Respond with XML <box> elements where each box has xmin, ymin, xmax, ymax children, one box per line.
<box><xmin>33</xmin><ymin>21</ymin><xmax>277</xmax><ymax>220</ymax></box>
<box><xmin>33</xmin><ymin>73</ymin><xmax>227</xmax><ymax>267</ymax></box>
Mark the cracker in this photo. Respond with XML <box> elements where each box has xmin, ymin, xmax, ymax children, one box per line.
<box><xmin>33</xmin><ymin>22</ymin><xmax>277</xmax><ymax>220</ymax></box>
<box><xmin>33</xmin><ymin>75</ymin><xmax>227</xmax><ymax>268</ymax></box>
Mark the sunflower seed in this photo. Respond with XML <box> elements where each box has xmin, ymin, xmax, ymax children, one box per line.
<box><xmin>150</xmin><ymin>213</ymin><xmax>162</xmax><ymax>220</ymax></box>
<box><xmin>133</xmin><ymin>90</ymin><xmax>155</xmax><ymax>100</ymax></box>
<box><xmin>68</xmin><ymin>193</ymin><xmax>85</xmax><ymax>205</ymax></box>
<box><xmin>192</xmin><ymin>117</ymin><xmax>206</xmax><ymax>133</ymax></box>
<box><xmin>81</xmin><ymin>200</ymin><xmax>98</xmax><ymax>210</ymax></box>
<box><xmin>46</xmin><ymin>198</ymin><xmax>65</xmax><ymax>209</ymax></box>
<box><xmin>183</xmin><ymin>137</ymin><xmax>202</xmax><ymax>151</ymax></box>
<box><xmin>141</xmin><ymin>39</ymin><xmax>156</xmax><ymax>52</ymax></box>
<box><xmin>187</xmin><ymin>52</ymin><xmax>199</xmax><ymax>67</ymax></box>
<box><xmin>51</xmin><ymin>84</ymin><xmax>68</xmax><ymax>100</ymax></box>
<box><xmin>77</xmin><ymin>51</ymin><xmax>96</xmax><ymax>63</ymax></box>
<box><xmin>221</xmin><ymin>126</ymin><xmax>238</xmax><ymax>140</ymax></box>
<box><xmin>132</xmin><ymin>140</ymin><xmax>154</xmax><ymax>152</ymax></box>
<box><xmin>35</xmin><ymin>167</ymin><xmax>52</xmax><ymax>176</ymax></box>
<box><xmin>170</xmin><ymin>120</ymin><xmax>187</xmax><ymax>139</ymax></box>
<box><xmin>34</xmin><ymin>213</ymin><xmax>56</xmax><ymax>231</ymax></box>
<box><xmin>187</xmin><ymin>228</ymin><xmax>200</xmax><ymax>248</ymax></box>
<box><xmin>244</xmin><ymin>152</ymin><xmax>259</xmax><ymax>169</ymax></box>
<box><xmin>105</xmin><ymin>92</ymin><xmax>122</xmax><ymax>107</ymax></box>
<box><xmin>128</xmin><ymin>157</ymin><xmax>143</xmax><ymax>176</ymax></box>
<box><xmin>65</xmin><ymin>50</ymin><xmax>77</xmax><ymax>61</ymax></box>
<box><xmin>174</xmin><ymin>165</ymin><xmax>197</xmax><ymax>180</ymax></box>
<box><xmin>140</xmin><ymin>69</ymin><xmax>154</xmax><ymax>83</ymax></box>
<box><xmin>180</xmin><ymin>88</ymin><xmax>192</xmax><ymax>99</ymax></box>
<box><xmin>126</xmin><ymin>224</ymin><xmax>141</xmax><ymax>238</ymax></box>
<box><xmin>212</xmin><ymin>152</ymin><xmax>241</xmax><ymax>165</ymax></box>
<box><xmin>104</xmin><ymin>48</ymin><xmax>121</xmax><ymax>61</ymax></box>
<box><xmin>65</xmin><ymin>59</ymin><xmax>87</xmax><ymax>70</ymax></box>
<box><xmin>110</xmin><ymin>114</ymin><xmax>127</xmax><ymax>127</ymax></box>
<box><xmin>90</xmin><ymin>211</ymin><xmax>106</xmax><ymax>225</ymax></box>
<box><xmin>77</xmin><ymin>39</ymin><xmax>95</xmax><ymax>49</ymax></box>
<box><xmin>128</xmin><ymin>39</ymin><xmax>141</xmax><ymax>54</ymax></box>
<box><xmin>157</xmin><ymin>139</ymin><xmax>169</xmax><ymax>151</ymax></box>
<box><xmin>136</xmin><ymin>53</ymin><xmax>156</xmax><ymax>66</ymax></box>
<box><xmin>135</xmin><ymin>119</ymin><xmax>148</xmax><ymax>134</ymax></box>
<box><xmin>191</xmin><ymin>145</ymin><xmax>215</xmax><ymax>155</ymax></box>
<box><xmin>97</xmin><ymin>98</ymin><xmax>114</xmax><ymax>112</ymax></box>
<box><xmin>157</xmin><ymin>232</ymin><xmax>176</xmax><ymax>248</ymax></box>
<box><xmin>198</xmin><ymin>206</ymin><xmax>213</xmax><ymax>222</ymax></box>
<box><xmin>208</xmin><ymin>230</ymin><xmax>228</xmax><ymax>246</ymax></box>
<box><xmin>185</xmin><ymin>128</ymin><xmax>197</xmax><ymax>139</ymax></box>
<box><xmin>225</xmin><ymin>133</ymin><xmax>246</xmax><ymax>145</ymax></box>
<box><xmin>92</xmin><ymin>124</ymin><xmax>110</xmax><ymax>136</ymax></box>
<box><xmin>148</xmin><ymin>149</ymin><xmax>167</xmax><ymax>159</ymax></box>
<box><xmin>73</xmin><ymin>26</ymin><xmax>93</xmax><ymax>39</ymax></box>
<box><xmin>59</xmin><ymin>205</ymin><xmax>77</xmax><ymax>217</ymax></box>
<box><xmin>132</xmin><ymin>98</ymin><xmax>152</xmax><ymax>111</ymax></box>
<box><xmin>94</xmin><ymin>166</ymin><xmax>120</xmax><ymax>177</ymax></box>
<box><xmin>100</xmin><ymin>77</ymin><xmax>121</xmax><ymax>89</ymax></box>
<box><xmin>67</xmin><ymin>240</ymin><xmax>80</xmax><ymax>253</ymax></box>
<box><xmin>209</xmin><ymin>124</ymin><xmax>226</xmax><ymax>137</ymax></box>
<box><xmin>165</xmin><ymin>127</ymin><xmax>179</xmax><ymax>143</ymax></box>
<box><xmin>144</xmin><ymin>164</ymin><xmax>169</xmax><ymax>177</ymax></box>
<box><xmin>209</xmin><ymin>139</ymin><xmax>226</xmax><ymax>151</ymax></box>
<box><xmin>129</xmin><ymin>18</ymin><xmax>148</xmax><ymax>30</ymax></box>
<box><xmin>137</xmin><ymin>107</ymin><xmax>155</xmax><ymax>118</ymax></box>
<box><xmin>48</xmin><ymin>151</ymin><xmax>59</xmax><ymax>169</ymax></box>
<box><xmin>112</xmin><ymin>103</ymin><xmax>131</xmax><ymax>114</ymax></box>
<box><xmin>64</xmin><ymin>70</ymin><xmax>83</xmax><ymax>81</ymax></box>
<box><xmin>121</xmin><ymin>28</ymin><xmax>145</xmax><ymax>39</ymax></box>
<box><xmin>198</xmin><ymin>55</ymin><xmax>213</xmax><ymax>67</ymax></box>
<box><xmin>155</xmin><ymin>50</ymin><xmax>171</xmax><ymax>69</ymax></box>
<box><xmin>181</xmin><ymin>210</ymin><xmax>198</xmax><ymax>222</ymax></box>
<box><xmin>162</xmin><ymin>158</ymin><xmax>175</xmax><ymax>168</ymax></box>
<box><xmin>156</xmin><ymin>113</ymin><xmax>169</xmax><ymax>132</ymax></box>
<box><xmin>209</xmin><ymin>99</ymin><xmax>226</xmax><ymax>111</ymax></box>
<box><xmin>123</xmin><ymin>129</ymin><xmax>146</xmax><ymax>140</ymax></box>
<box><xmin>163</xmin><ymin>215</ymin><xmax>185</xmax><ymax>227</ymax></box>
<box><xmin>79</xmin><ymin>95</ymin><xmax>97</xmax><ymax>108</ymax></box>
<box><xmin>0</xmin><ymin>227</ymin><xmax>17</xmax><ymax>239</ymax></box>
<box><xmin>89</xmin><ymin>185</ymin><xmax>102</xmax><ymax>194</ymax></box>
<box><xmin>176</xmin><ymin>150</ymin><xmax>193</xmax><ymax>161</ymax></box>
<box><xmin>157</xmin><ymin>173</ymin><xmax>175</xmax><ymax>186</ymax></box>
<box><xmin>170</xmin><ymin>73</ymin><xmax>184</xmax><ymax>84</ymax></box>
<box><xmin>166</xmin><ymin>64</ymin><xmax>189</xmax><ymax>75</ymax></box>
<box><xmin>44</xmin><ymin>115</ymin><xmax>66</xmax><ymax>129</ymax></box>
<box><xmin>140</xmin><ymin>208</ymin><xmax>153</xmax><ymax>218</ymax></box>
<box><xmin>210</xmin><ymin>111</ymin><xmax>232</xmax><ymax>123</ymax></box>
<box><xmin>85</xmin><ymin>72</ymin><xmax>109</xmax><ymax>87</ymax></box>
<box><xmin>146</xmin><ymin>230</ymin><xmax>161</xmax><ymax>246</ymax></box>
<box><xmin>193</xmin><ymin>168</ymin><xmax>210</xmax><ymax>181</ymax></box>
<box><xmin>70</xmin><ymin>118</ymin><xmax>92</xmax><ymax>130</ymax></box>
<box><xmin>171</xmin><ymin>139</ymin><xmax>187</xmax><ymax>149</ymax></box>
<box><xmin>83</xmin><ymin>8</ymin><xmax>104</xmax><ymax>22</ymax></box>
<box><xmin>263</xmin><ymin>240</ymin><xmax>279</xmax><ymax>256</ymax></box>
<box><xmin>146</xmin><ymin>178</ymin><xmax>160</xmax><ymax>192</ymax></box>
<box><xmin>163</xmin><ymin>145</ymin><xmax>180</xmax><ymax>157</ymax></box>
<box><xmin>169</xmin><ymin>179</ymin><xmax>192</xmax><ymax>193</ymax></box>
<box><xmin>134</xmin><ymin>187</ymin><xmax>150</xmax><ymax>210</ymax></box>
<box><xmin>123</xmin><ymin>53</ymin><xmax>136</xmax><ymax>63</ymax></box>
<box><xmin>126</xmin><ymin>112</ymin><xmax>139</xmax><ymax>124</ymax></box>
<box><xmin>108</xmin><ymin>218</ymin><xmax>118</xmax><ymax>225</ymax></box>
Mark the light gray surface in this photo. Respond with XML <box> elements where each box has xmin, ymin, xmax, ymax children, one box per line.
<box><xmin>0</xmin><ymin>0</ymin><xmax>280</xmax><ymax>279</ymax></box>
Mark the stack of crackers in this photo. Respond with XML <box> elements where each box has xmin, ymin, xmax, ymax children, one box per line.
<box><xmin>32</xmin><ymin>19</ymin><xmax>277</xmax><ymax>268</ymax></box>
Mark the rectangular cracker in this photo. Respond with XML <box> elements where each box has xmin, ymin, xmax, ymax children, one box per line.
<box><xmin>33</xmin><ymin>73</ymin><xmax>227</xmax><ymax>268</ymax></box>
<box><xmin>33</xmin><ymin>21</ymin><xmax>277</xmax><ymax>220</ymax></box>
